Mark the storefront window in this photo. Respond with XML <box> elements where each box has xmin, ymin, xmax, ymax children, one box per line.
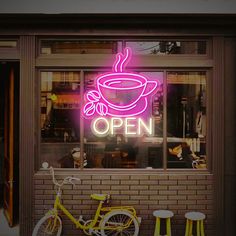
<box><xmin>126</xmin><ymin>41</ymin><xmax>207</xmax><ymax>55</ymax></box>
<box><xmin>40</xmin><ymin>40</ymin><xmax>121</xmax><ymax>54</ymax></box>
<box><xmin>167</xmin><ymin>72</ymin><xmax>207</xmax><ymax>168</ymax></box>
<box><xmin>39</xmin><ymin>44</ymin><xmax>208</xmax><ymax>170</ymax></box>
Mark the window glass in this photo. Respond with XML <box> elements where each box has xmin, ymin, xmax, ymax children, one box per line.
<box><xmin>0</xmin><ymin>40</ymin><xmax>17</xmax><ymax>48</ymax></box>
<box><xmin>41</xmin><ymin>71</ymin><xmax>81</xmax><ymax>143</ymax></box>
<box><xmin>41</xmin><ymin>40</ymin><xmax>122</xmax><ymax>54</ymax></box>
<box><xmin>126</xmin><ymin>41</ymin><xmax>207</xmax><ymax>55</ymax></box>
<box><xmin>84</xmin><ymin>71</ymin><xmax>164</xmax><ymax>169</ymax></box>
<box><xmin>167</xmin><ymin>72</ymin><xmax>207</xmax><ymax>169</ymax></box>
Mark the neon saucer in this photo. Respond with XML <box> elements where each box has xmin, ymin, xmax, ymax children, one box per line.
<box><xmin>105</xmin><ymin>97</ymin><xmax>148</xmax><ymax>117</ymax></box>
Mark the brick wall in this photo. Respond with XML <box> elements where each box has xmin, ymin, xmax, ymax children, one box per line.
<box><xmin>34</xmin><ymin>172</ymin><xmax>214</xmax><ymax>236</ymax></box>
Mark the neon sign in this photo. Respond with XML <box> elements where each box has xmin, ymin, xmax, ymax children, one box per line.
<box><xmin>83</xmin><ymin>47</ymin><xmax>160</xmax><ymax>137</ymax></box>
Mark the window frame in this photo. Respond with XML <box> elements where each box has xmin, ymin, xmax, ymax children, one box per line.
<box><xmin>36</xmin><ymin>37</ymin><xmax>213</xmax><ymax>173</ymax></box>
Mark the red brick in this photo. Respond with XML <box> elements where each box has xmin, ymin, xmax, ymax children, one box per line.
<box><xmin>159</xmin><ymin>180</ymin><xmax>177</xmax><ymax>185</ymax></box>
<box><xmin>169</xmin><ymin>185</ymin><xmax>186</xmax><ymax>190</ymax></box>
<box><xmin>113</xmin><ymin>195</ymin><xmax>130</xmax><ymax>200</ymax></box>
<box><xmin>168</xmin><ymin>195</ymin><xmax>187</xmax><ymax>200</ymax></box>
<box><xmin>121</xmin><ymin>190</ymin><xmax>139</xmax><ymax>195</ymax></box>
<box><xmin>187</xmin><ymin>205</ymin><xmax>206</xmax><ymax>210</ymax></box>
<box><xmin>178</xmin><ymin>180</ymin><xmax>196</xmax><ymax>185</ymax></box>
<box><xmin>188</xmin><ymin>195</ymin><xmax>206</xmax><ymax>200</ymax></box>
<box><xmin>151</xmin><ymin>185</ymin><xmax>168</xmax><ymax>190</ymax></box>
<box><xmin>130</xmin><ymin>195</ymin><xmax>149</xmax><ymax>200</ymax></box>
<box><xmin>131</xmin><ymin>175</ymin><xmax>149</xmax><ymax>180</ymax></box>
<box><xmin>131</xmin><ymin>185</ymin><xmax>148</xmax><ymax>190</ymax></box>
<box><xmin>92</xmin><ymin>175</ymin><xmax>110</xmax><ymax>180</ymax></box>
<box><xmin>83</xmin><ymin>180</ymin><xmax>100</xmax><ymax>185</ymax></box>
<box><xmin>150</xmin><ymin>195</ymin><xmax>167</xmax><ymax>200</ymax></box>
<box><xmin>139</xmin><ymin>190</ymin><xmax>158</xmax><ymax>195</ymax></box>
<box><xmin>111</xmin><ymin>175</ymin><xmax>129</xmax><ymax>180</ymax></box>
<box><xmin>169</xmin><ymin>175</ymin><xmax>187</xmax><ymax>180</ymax></box>
<box><xmin>197</xmin><ymin>190</ymin><xmax>213</xmax><ymax>195</ymax></box>
<box><xmin>35</xmin><ymin>185</ymin><xmax>53</xmax><ymax>190</ymax></box>
<box><xmin>150</xmin><ymin>175</ymin><xmax>168</xmax><ymax>180</ymax></box>
<box><xmin>178</xmin><ymin>190</ymin><xmax>196</xmax><ymax>195</ymax></box>
<box><xmin>102</xmin><ymin>180</ymin><xmax>120</xmax><ymax>185</ymax></box>
<box><xmin>93</xmin><ymin>185</ymin><xmax>110</xmax><ymax>190</ymax></box>
<box><xmin>187</xmin><ymin>185</ymin><xmax>205</xmax><ymax>190</ymax></box>
<box><xmin>121</xmin><ymin>180</ymin><xmax>139</xmax><ymax>185</ymax></box>
<box><xmin>158</xmin><ymin>200</ymin><xmax>178</xmax><ymax>205</ymax></box>
<box><xmin>178</xmin><ymin>200</ymin><xmax>196</xmax><ymax>205</ymax></box>
<box><xmin>187</xmin><ymin>175</ymin><xmax>206</xmax><ymax>180</ymax></box>
<box><xmin>159</xmin><ymin>190</ymin><xmax>177</xmax><ymax>195</ymax></box>
<box><xmin>111</xmin><ymin>185</ymin><xmax>129</xmax><ymax>190</ymax></box>
<box><xmin>120</xmin><ymin>200</ymin><xmax>139</xmax><ymax>205</ymax></box>
<box><xmin>140</xmin><ymin>180</ymin><xmax>158</xmax><ymax>185</ymax></box>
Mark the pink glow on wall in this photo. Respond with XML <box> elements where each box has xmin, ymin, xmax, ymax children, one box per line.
<box><xmin>83</xmin><ymin>47</ymin><xmax>159</xmax><ymax>118</ymax></box>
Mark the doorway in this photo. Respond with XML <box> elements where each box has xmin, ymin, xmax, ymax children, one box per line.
<box><xmin>0</xmin><ymin>61</ymin><xmax>19</xmax><ymax>228</ymax></box>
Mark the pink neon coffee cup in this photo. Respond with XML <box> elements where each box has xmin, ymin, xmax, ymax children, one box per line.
<box><xmin>97</xmin><ymin>72</ymin><xmax>157</xmax><ymax>109</ymax></box>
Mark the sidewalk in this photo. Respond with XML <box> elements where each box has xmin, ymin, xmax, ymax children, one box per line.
<box><xmin>0</xmin><ymin>209</ymin><xmax>19</xmax><ymax>236</ymax></box>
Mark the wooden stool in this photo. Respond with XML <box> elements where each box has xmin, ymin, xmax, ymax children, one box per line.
<box><xmin>185</xmin><ymin>212</ymin><xmax>205</xmax><ymax>236</ymax></box>
<box><xmin>153</xmin><ymin>210</ymin><xmax>174</xmax><ymax>236</ymax></box>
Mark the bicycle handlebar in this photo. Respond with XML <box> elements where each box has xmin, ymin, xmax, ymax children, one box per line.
<box><xmin>49</xmin><ymin>167</ymin><xmax>81</xmax><ymax>189</ymax></box>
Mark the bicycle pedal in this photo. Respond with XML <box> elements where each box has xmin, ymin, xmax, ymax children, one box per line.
<box><xmin>137</xmin><ymin>216</ymin><xmax>142</xmax><ymax>224</ymax></box>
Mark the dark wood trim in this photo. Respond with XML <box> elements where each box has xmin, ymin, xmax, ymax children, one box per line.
<box><xmin>224</xmin><ymin>37</ymin><xmax>236</xmax><ymax>236</ymax></box>
<box><xmin>212</xmin><ymin>37</ymin><xmax>225</xmax><ymax>236</ymax></box>
<box><xmin>0</xmin><ymin>50</ymin><xmax>19</xmax><ymax>60</ymax></box>
<box><xmin>19</xmin><ymin>36</ymin><xmax>35</xmax><ymax>236</ymax></box>
<box><xmin>206</xmin><ymin>69</ymin><xmax>213</xmax><ymax>172</ymax></box>
<box><xmin>80</xmin><ymin>71</ymin><xmax>85</xmax><ymax>170</ymax></box>
<box><xmin>0</xmin><ymin>14</ymin><xmax>236</xmax><ymax>36</ymax></box>
<box><xmin>0</xmin><ymin>14</ymin><xmax>236</xmax><ymax>27</ymax></box>
<box><xmin>35</xmin><ymin>54</ymin><xmax>213</xmax><ymax>68</ymax></box>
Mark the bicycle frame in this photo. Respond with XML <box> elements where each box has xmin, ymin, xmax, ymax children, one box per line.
<box><xmin>51</xmin><ymin>193</ymin><xmax>104</xmax><ymax>231</ymax></box>
<box><xmin>50</xmin><ymin>193</ymin><xmax>138</xmax><ymax>232</ymax></box>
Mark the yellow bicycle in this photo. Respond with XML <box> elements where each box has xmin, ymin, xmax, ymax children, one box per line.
<box><xmin>32</xmin><ymin>166</ymin><xmax>141</xmax><ymax>236</ymax></box>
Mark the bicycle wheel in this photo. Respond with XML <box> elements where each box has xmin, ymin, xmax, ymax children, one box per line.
<box><xmin>32</xmin><ymin>214</ymin><xmax>62</xmax><ymax>236</ymax></box>
<box><xmin>100</xmin><ymin>210</ymin><xmax>139</xmax><ymax>236</ymax></box>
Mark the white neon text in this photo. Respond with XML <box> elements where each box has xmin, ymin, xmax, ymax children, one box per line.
<box><xmin>91</xmin><ymin>117</ymin><xmax>154</xmax><ymax>137</ymax></box>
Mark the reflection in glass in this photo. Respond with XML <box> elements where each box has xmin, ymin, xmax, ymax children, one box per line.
<box><xmin>167</xmin><ymin>72</ymin><xmax>207</xmax><ymax>169</ymax></box>
<box><xmin>126</xmin><ymin>41</ymin><xmax>206</xmax><ymax>55</ymax></box>
<box><xmin>41</xmin><ymin>40</ymin><xmax>122</xmax><ymax>54</ymax></box>
<box><xmin>40</xmin><ymin>72</ymin><xmax>81</xmax><ymax>143</ymax></box>
<box><xmin>0</xmin><ymin>40</ymin><xmax>17</xmax><ymax>48</ymax></box>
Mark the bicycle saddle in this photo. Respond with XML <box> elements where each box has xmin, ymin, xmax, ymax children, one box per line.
<box><xmin>90</xmin><ymin>193</ymin><xmax>108</xmax><ymax>201</ymax></box>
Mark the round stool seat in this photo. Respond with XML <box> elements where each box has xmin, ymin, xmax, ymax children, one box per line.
<box><xmin>185</xmin><ymin>212</ymin><xmax>206</xmax><ymax>221</ymax></box>
<box><xmin>153</xmin><ymin>210</ymin><xmax>174</xmax><ymax>219</ymax></box>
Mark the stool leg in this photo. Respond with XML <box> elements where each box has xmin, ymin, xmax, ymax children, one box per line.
<box><xmin>185</xmin><ymin>219</ymin><xmax>190</xmax><ymax>236</ymax></box>
<box><xmin>154</xmin><ymin>217</ymin><xmax>161</xmax><ymax>236</ymax></box>
<box><xmin>200</xmin><ymin>220</ymin><xmax>205</xmax><ymax>236</ymax></box>
<box><xmin>166</xmin><ymin>218</ymin><xmax>171</xmax><ymax>236</ymax></box>
<box><xmin>189</xmin><ymin>220</ymin><xmax>193</xmax><ymax>236</ymax></box>
<box><xmin>197</xmin><ymin>220</ymin><xmax>200</xmax><ymax>236</ymax></box>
